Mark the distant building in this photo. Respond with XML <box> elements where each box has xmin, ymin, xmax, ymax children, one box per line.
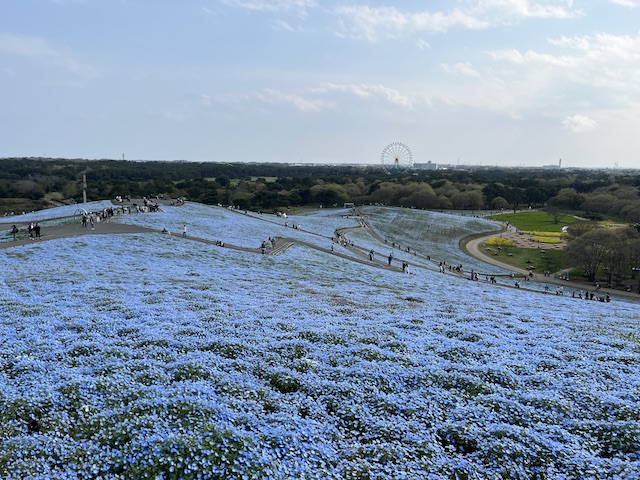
<box><xmin>415</xmin><ymin>161</ymin><xmax>439</xmax><ymax>170</ymax></box>
<box><xmin>543</xmin><ymin>159</ymin><xmax>562</xmax><ymax>170</ymax></box>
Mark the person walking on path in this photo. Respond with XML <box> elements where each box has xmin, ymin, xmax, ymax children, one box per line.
<box><xmin>11</xmin><ymin>225</ymin><xmax>17</xmax><ymax>241</ymax></box>
<box><xmin>182</xmin><ymin>224</ymin><xmax>187</xmax><ymax>238</ymax></box>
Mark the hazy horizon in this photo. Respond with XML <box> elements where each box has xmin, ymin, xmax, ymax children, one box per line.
<box><xmin>2</xmin><ymin>1</ymin><xmax>640</xmax><ymax>169</ymax></box>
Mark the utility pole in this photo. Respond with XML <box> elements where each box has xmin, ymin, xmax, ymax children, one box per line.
<box><xmin>82</xmin><ymin>174</ymin><xmax>87</xmax><ymax>204</ymax></box>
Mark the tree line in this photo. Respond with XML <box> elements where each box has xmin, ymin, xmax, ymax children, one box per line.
<box><xmin>2</xmin><ymin>157</ymin><xmax>640</xmax><ymax>285</ymax></box>
<box><xmin>2</xmin><ymin>157</ymin><xmax>639</xmax><ymax>221</ymax></box>
<box><xmin>564</xmin><ymin>223</ymin><xmax>640</xmax><ymax>286</ymax></box>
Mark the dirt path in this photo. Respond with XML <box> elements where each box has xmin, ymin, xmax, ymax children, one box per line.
<box><xmin>462</xmin><ymin>225</ymin><xmax>640</xmax><ymax>301</ymax></box>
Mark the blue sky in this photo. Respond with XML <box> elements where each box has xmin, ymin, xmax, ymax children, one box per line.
<box><xmin>1</xmin><ymin>0</ymin><xmax>639</xmax><ymax>168</ymax></box>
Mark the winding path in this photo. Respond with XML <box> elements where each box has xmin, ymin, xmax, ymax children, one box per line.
<box><xmin>462</xmin><ymin>228</ymin><xmax>530</xmax><ymax>275</ymax></box>
<box><xmin>460</xmin><ymin>221</ymin><xmax>640</xmax><ymax>300</ymax></box>
<box><xmin>2</xmin><ymin>204</ymin><xmax>638</xmax><ymax>301</ymax></box>
<box><xmin>0</xmin><ymin>210</ymin><xmax>405</xmax><ymax>273</ymax></box>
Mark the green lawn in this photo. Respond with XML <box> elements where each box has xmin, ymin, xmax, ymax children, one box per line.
<box><xmin>477</xmin><ymin>243</ymin><xmax>565</xmax><ymax>274</ymax></box>
<box><xmin>487</xmin><ymin>210</ymin><xmax>577</xmax><ymax>233</ymax></box>
<box><xmin>0</xmin><ymin>198</ymin><xmax>47</xmax><ymax>216</ymax></box>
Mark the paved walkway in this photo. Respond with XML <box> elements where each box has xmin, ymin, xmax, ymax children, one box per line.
<box><xmin>2</xmin><ymin>204</ymin><xmax>638</xmax><ymax>301</ymax></box>
<box><xmin>463</xmin><ymin>229</ymin><xmax>530</xmax><ymax>275</ymax></box>
<box><xmin>0</xmin><ymin>222</ymin><xmax>155</xmax><ymax>249</ymax></box>
<box><xmin>0</xmin><ymin>211</ymin><xmax>406</xmax><ymax>272</ymax></box>
<box><xmin>462</xmin><ymin>223</ymin><xmax>640</xmax><ymax>300</ymax></box>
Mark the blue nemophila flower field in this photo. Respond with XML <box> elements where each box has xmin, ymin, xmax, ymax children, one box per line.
<box><xmin>1</xmin><ymin>203</ymin><xmax>639</xmax><ymax>479</ymax></box>
<box><xmin>0</xmin><ymin>200</ymin><xmax>116</xmax><ymax>225</ymax></box>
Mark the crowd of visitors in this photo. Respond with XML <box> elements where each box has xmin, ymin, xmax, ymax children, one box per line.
<box><xmin>4</xmin><ymin>199</ymin><xmax>637</xmax><ymax>304</ymax></box>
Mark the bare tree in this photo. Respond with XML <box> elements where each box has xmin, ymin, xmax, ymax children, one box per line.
<box><xmin>563</xmin><ymin>229</ymin><xmax>612</xmax><ymax>282</ymax></box>
<box><xmin>545</xmin><ymin>205</ymin><xmax>563</xmax><ymax>224</ymax></box>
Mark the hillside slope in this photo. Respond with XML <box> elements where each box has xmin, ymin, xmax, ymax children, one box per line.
<box><xmin>0</xmin><ymin>203</ymin><xmax>638</xmax><ymax>479</ymax></box>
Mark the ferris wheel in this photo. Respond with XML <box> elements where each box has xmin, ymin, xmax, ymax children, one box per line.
<box><xmin>380</xmin><ymin>142</ymin><xmax>413</xmax><ymax>173</ymax></box>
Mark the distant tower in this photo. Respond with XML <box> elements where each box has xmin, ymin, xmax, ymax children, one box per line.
<box><xmin>82</xmin><ymin>174</ymin><xmax>87</xmax><ymax>204</ymax></box>
<box><xmin>559</xmin><ymin>158</ymin><xmax>562</xmax><ymax>169</ymax></box>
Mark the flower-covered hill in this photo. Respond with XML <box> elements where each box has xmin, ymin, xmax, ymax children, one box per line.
<box><xmin>0</xmin><ymin>201</ymin><xmax>116</xmax><ymax>225</ymax></box>
<box><xmin>0</xmin><ymin>203</ymin><xmax>638</xmax><ymax>479</ymax></box>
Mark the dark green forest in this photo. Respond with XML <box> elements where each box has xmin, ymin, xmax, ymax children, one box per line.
<box><xmin>2</xmin><ymin>157</ymin><xmax>640</xmax><ymax>222</ymax></box>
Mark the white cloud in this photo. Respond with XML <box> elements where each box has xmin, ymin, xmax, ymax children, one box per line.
<box><xmin>204</xmin><ymin>82</ymin><xmax>416</xmax><ymax>113</ymax></box>
<box><xmin>548</xmin><ymin>35</ymin><xmax>591</xmax><ymax>50</ymax></box>
<box><xmin>548</xmin><ymin>32</ymin><xmax>640</xmax><ymax>62</ymax></box>
<box><xmin>272</xmin><ymin>19</ymin><xmax>300</xmax><ymax>32</ymax></box>
<box><xmin>488</xmin><ymin>48</ymin><xmax>577</xmax><ymax>67</ymax></box>
<box><xmin>490</xmin><ymin>32</ymin><xmax>640</xmax><ymax>92</ymax></box>
<box><xmin>0</xmin><ymin>32</ymin><xmax>101</xmax><ymax>80</ymax></box>
<box><xmin>256</xmin><ymin>88</ymin><xmax>329</xmax><ymax>111</ymax></box>
<box><xmin>333</xmin><ymin>5</ymin><xmax>488</xmax><ymax>42</ymax></box>
<box><xmin>332</xmin><ymin>2</ymin><xmax>582</xmax><ymax>43</ymax></box>
<box><xmin>415</xmin><ymin>38</ymin><xmax>430</xmax><ymax>50</ymax></box>
<box><xmin>221</xmin><ymin>0</ymin><xmax>317</xmax><ymax>17</ymax></box>
<box><xmin>562</xmin><ymin>114</ymin><xmax>597</xmax><ymax>132</ymax></box>
<box><xmin>316</xmin><ymin>83</ymin><xmax>415</xmax><ymax>108</ymax></box>
<box><xmin>608</xmin><ymin>0</ymin><xmax>640</xmax><ymax>7</ymax></box>
<box><xmin>441</xmin><ymin>61</ymin><xmax>481</xmax><ymax>78</ymax></box>
<box><xmin>476</xmin><ymin>0</ymin><xmax>582</xmax><ymax>20</ymax></box>
<box><xmin>200</xmin><ymin>94</ymin><xmax>214</xmax><ymax>106</ymax></box>
<box><xmin>416</xmin><ymin>29</ymin><xmax>640</xmax><ymax>123</ymax></box>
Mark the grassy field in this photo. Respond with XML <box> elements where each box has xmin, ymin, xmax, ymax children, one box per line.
<box><xmin>488</xmin><ymin>210</ymin><xmax>577</xmax><ymax>232</ymax></box>
<box><xmin>0</xmin><ymin>198</ymin><xmax>47</xmax><ymax>216</ymax></box>
<box><xmin>478</xmin><ymin>241</ymin><xmax>564</xmax><ymax>273</ymax></box>
<box><xmin>477</xmin><ymin>210</ymin><xmax>571</xmax><ymax>273</ymax></box>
